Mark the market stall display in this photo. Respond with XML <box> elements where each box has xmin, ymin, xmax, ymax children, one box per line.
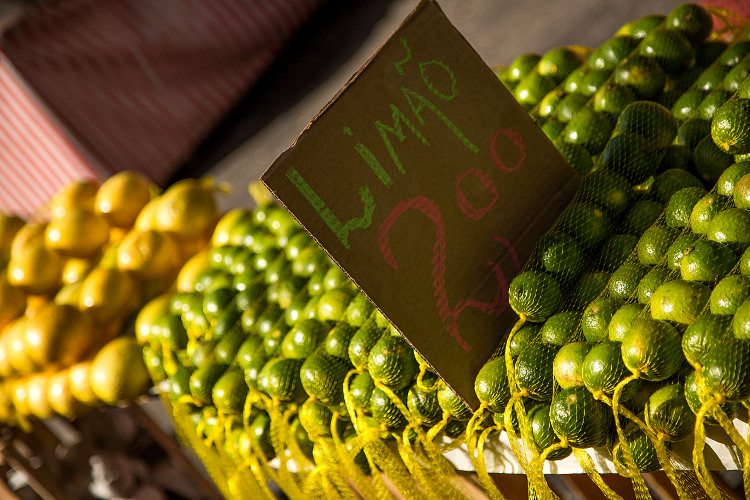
<box><xmin>2</xmin><ymin>1</ymin><xmax>750</xmax><ymax>499</ymax></box>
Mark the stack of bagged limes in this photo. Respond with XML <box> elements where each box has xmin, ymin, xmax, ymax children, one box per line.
<box><xmin>104</xmin><ymin>3</ymin><xmax>750</xmax><ymax>500</ymax></box>
<box><xmin>0</xmin><ymin>171</ymin><xmax>223</xmax><ymax>427</ymax></box>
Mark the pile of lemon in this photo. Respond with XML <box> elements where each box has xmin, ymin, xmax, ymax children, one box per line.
<box><xmin>0</xmin><ymin>171</ymin><xmax>223</xmax><ymax>427</ymax></box>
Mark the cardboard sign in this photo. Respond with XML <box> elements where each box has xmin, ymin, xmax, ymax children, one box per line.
<box><xmin>262</xmin><ymin>0</ymin><xmax>580</xmax><ymax>410</ymax></box>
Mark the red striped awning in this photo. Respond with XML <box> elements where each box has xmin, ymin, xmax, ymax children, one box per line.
<box><xmin>0</xmin><ymin>0</ymin><xmax>324</xmax><ymax>217</ymax></box>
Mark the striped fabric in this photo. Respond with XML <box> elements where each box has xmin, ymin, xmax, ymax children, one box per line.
<box><xmin>0</xmin><ymin>0</ymin><xmax>324</xmax><ymax>217</ymax></box>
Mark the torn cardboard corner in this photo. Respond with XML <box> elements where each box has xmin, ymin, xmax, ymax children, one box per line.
<box><xmin>263</xmin><ymin>0</ymin><xmax>580</xmax><ymax>410</ymax></box>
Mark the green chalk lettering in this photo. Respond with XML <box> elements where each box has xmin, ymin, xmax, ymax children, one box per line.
<box><xmin>285</xmin><ymin>167</ymin><xmax>375</xmax><ymax>249</ymax></box>
<box><xmin>374</xmin><ymin>105</ymin><xmax>429</xmax><ymax>175</ymax></box>
<box><xmin>419</xmin><ymin>60</ymin><xmax>457</xmax><ymax>101</ymax></box>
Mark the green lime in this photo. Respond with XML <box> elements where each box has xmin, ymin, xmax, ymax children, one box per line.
<box><xmin>515</xmin><ymin>342</ymin><xmax>557</xmax><ymax>401</ymax></box>
<box><xmin>617</xmin><ymin>101</ymin><xmax>678</xmax><ymax>148</ymax></box>
<box><xmin>474</xmin><ymin>357</ymin><xmax>511</xmax><ymax>413</ymax></box>
<box><xmin>300</xmin><ymin>352</ymin><xmax>350</xmax><ymax>406</ymax></box>
<box><xmin>695</xmin><ymin>40</ymin><xmax>729</xmax><ymax>67</ymax></box>
<box><xmin>537</xmin><ymin>90</ymin><xmax>565</xmax><ymax>118</ymax></box>
<box><xmin>600</xmin><ymin>133</ymin><xmax>658</xmax><ymax>184</ymax></box>
<box><xmin>538</xmin><ymin>47</ymin><xmax>585</xmax><ymax>83</ymax></box>
<box><xmin>621</xmin><ymin>318</ymin><xmax>683</xmax><ymax>381</ymax></box>
<box><xmin>370</xmin><ymin>386</ymin><xmax>409</xmax><ymax>428</ymax></box>
<box><xmin>637</xmin><ymin>225</ymin><xmax>680</xmax><ymax>266</ymax></box>
<box><xmin>700</xmin><ymin>90</ymin><xmax>732</xmax><ymax>120</ymax></box>
<box><xmin>263</xmin><ymin>325</ymin><xmax>286</xmax><ymax>357</ymax></box>
<box><xmin>612</xmin><ymin>425</ymin><xmax>661</xmax><ymax>473</ymax></box>
<box><xmin>570</xmin><ymin>271</ymin><xmax>611</xmax><ymax>310</ymax></box>
<box><xmin>554</xmin><ymin>93</ymin><xmax>589</xmax><ymax>123</ymax></box>
<box><xmin>243</xmin><ymin>353</ymin><xmax>269</xmax><ymax>390</ymax></box>
<box><xmin>212</xmin><ymin>369</ymin><xmax>248</xmax><ymax>414</ymax></box>
<box><xmin>407</xmin><ymin>375</ymin><xmax>441</xmax><ymax>426</ymax></box>
<box><xmin>722</xmin><ymin>56</ymin><xmax>750</xmax><ymax>92</ymax></box>
<box><xmin>639</xmin><ymin>28</ymin><xmax>694</xmax><ymax>74</ymax></box>
<box><xmin>316</xmin><ymin>287</ymin><xmax>357</xmax><ymax>323</ymax></box>
<box><xmin>657</xmin><ymin>88</ymin><xmax>683</xmax><ymax>110</ymax></box>
<box><xmin>508</xmin><ymin>323</ymin><xmax>542</xmax><ymax>358</ymax></box>
<box><xmin>657</xmin><ymin>144</ymin><xmax>693</xmax><ymax>172</ymax></box>
<box><xmin>701</xmin><ymin>337</ymin><xmax>750</xmax><ymax>401</ymax></box>
<box><xmin>508</xmin><ymin>271</ymin><xmax>562</xmax><ymax>322</ymax></box>
<box><xmin>593</xmin><ymin>83</ymin><xmax>637</xmax><ymax>115</ymax></box>
<box><xmin>214</xmin><ymin>327</ymin><xmax>246</xmax><ymax>365</ymax></box>
<box><xmin>578</xmin><ymin>169</ymin><xmax>631</xmax><ymax>216</ymax></box>
<box><xmin>533</xmin><ymin>231</ymin><xmax>584</xmax><ymax>281</ymax></box>
<box><xmin>675</xmin><ymin>118</ymin><xmax>711</xmax><ymax>148</ymax></box>
<box><xmin>349</xmin><ymin>371</ymin><xmax>375</xmax><ymax>412</ymax></box>
<box><xmin>581</xmin><ymin>296</ymin><xmax>624</xmax><ymax>343</ymax></box>
<box><xmin>553</xmin><ymin>341</ymin><xmax>592</xmax><ymax>389</ymax></box>
<box><xmin>706</xmin><ymin>207</ymin><xmax>750</xmax><ymax>251</ymax></box>
<box><xmin>734</xmin><ymin>173</ymin><xmax>750</xmax><ymax>209</ymax></box>
<box><xmin>436</xmin><ymin>380</ymin><xmax>471</xmax><ymax>421</ymax></box>
<box><xmin>236</xmin><ymin>336</ymin><xmax>264</xmax><ymax>371</ymax></box>
<box><xmin>598</xmin><ymin>36</ymin><xmax>640</xmax><ymax>70</ymax></box>
<box><xmin>542</xmin><ymin>119</ymin><xmax>567</xmax><ymax>142</ymax></box>
<box><xmin>507</xmin><ymin>53</ymin><xmax>541</xmax><ymax>82</ymax></box>
<box><xmin>549</xmin><ymin>386</ymin><xmax>612</xmax><ymax>448</ymax></box>
<box><xmin>665</xmin><ymin>3</ymin><xmax>713</xmax><ymax>44</ymax></box>
<box><xmin>637</xmin><ymin>267</ymin><xmax>671</xmax><ymax>305</ymax></box>
<box><xmin>600</xmin><ymin>234</ymin><xmax>639</xmax><ymax>271</ymax></box>
<box><xmin>665</xmin><ymin>186</ymin><xmax>708</xmax><ymax>229</ymax></box>
<box><xmin>630</xmin><ymin>14</ymin><xmax>665</xmax><ymax>39</ymax></box>
<box><xmin>622</xmin><ymin>200</ymin><xmax>664</xmax><ymax>236</ymax></box>
<box><xmin>580</xmin><ymin>69</ymin><xmax>611</xmax><ymax>96</ymax></box>
<box><xmin>693</xmin><ymin>134</ymin><xmax>735</xmax><ymax>184</ymax></box>
<box><xmin>563</xmin><ymin>66</ymin><xmax>588</xmax><ymax>93</ymax></box>
<box><xmin>563</xmin><ymin>109</ymin><xmax>614</xmax><ymax>154</ymax></box>
<box><xmin>608</xmin><ymin>261</ymin><xmax>649</xmax><ymax>300</ymax></box>
<box><xmin>280</xmin><ymin>318</ymin><xmax>326</xmax><ymax>359</ymax></box>
<box><xmin>711</xmin><ymin>98</ymin><xmax>750</xmax><ymax>154</ymax></box>
<box><xmin>646</xmin><ymin>383</ymin><xmax>695</xmax><ymax>441</ymax></box>
<box><xmin>681</xmin><ymin>239</ymin><xmax>737</xmax><ymax>283</ymax></box>
<box><xmin>717</xmin><ymin>161</ymin><xmax>750</xmax><ymax>196</ymax></box>
<box><xmin>299</xmin><ymin>398</ymin><xmax>334</xmax><ymax>438</ymax></box>
<box><xmin>608</xmin><ymin>303</ymin><xmax>646</xmax><ymax>342</ymax></box>
<box><xmin>718</xmin><ymin>41</ymin><xmax>750</xmax><ymax>67</ymax></box>
<box><xmin>690</xmin><ymin>193</ymin><xmax>730</xmax><ymax>234</ymax></box>
<box><xmin>291</xmin><ymin>247</ymin><xmax>327</xmax><ymax>278</ymax></box>
<box><xmin>733</xmin><ymin>300</ymin><xmax>750</xmax><ymax>339</ymax></box>
<box><xmin>650</xmin><ymin>279</ymin><xmax>711</xmax><ymax>324</ymax></box>
<box><xmin>555</xmin><ymin>141</ymin><xmax>594</xmax><ymax>175</ymax></box>
<box><xmin>540</xmin><ymin>311</ymin><xmax>582</xmax><ymax>347</ymax></box>
<box><xmin>258</xmin><ymin>357</ymin><xmax>305</xmax><ymax>403</ymax></box>
<box><xmin>528</xmin><ymin>403</ymin><xmax>572</xmax><ymax>461</ymax></box>
<box><xmin>189</xmin><ymin>363</ymin><xmax>228</xmax><ymax>406</ymax></box>
<box><xmin>684</xmin><ymin>370</ymin><xmax>741</xmax><ymax>425</ymax></box>
<box><xmin>665</xmin><ymin>232</ymin><xmax>700</xmax><ymax>271</ymax></box>
<box><xmin>285</xmin><ymin>231</ymin><xmax>313</xmax><ymax>260</ymax></box>
<box><xmin>348</xmin><ymin>315</ymin><xmax>386</xmax><ymax>370</ymax></box>
<box><xmin>323</xmin><ymin>322</ymin><xmax>357</xmax><ymax>359</ymax></box>
<box><xmin>151</xmin><ymin>312</ymin><xmax>189</xmax><ymax>352</ymax></box>
<box><xmin>514</xmin><ymin>72</ymin><xmax>557</xmax><ymax>110</ymax></box>
<box><xmin>368</xmin><ymin>334</ymin><xmax>418</xmax><ymax>390</ymax></box>
<box><xmin>671</xmin><ymin>89</ymin><xmax>706</xmax><ymax>121</ymax></box>
<box><xmin>695</xmin><ymin>66</ymin><xmax>731</xmax><ymax>93</ymax></box>
<box><xmin>615</xmin><ymin>55</ymin><xmax>667</xmax><ymax>99</ymax></box>
<box><xmin>683</xmin><ymin>313</ymin><xmax>733</xmax><ymax>367</ymax></box>
<box><xmin>582</xmin><ymin>341</ymin><xmax>640</xmax><ymax>399</ymax></box>
<box><xmin>557</xmin><ymin>203</ymin><xmax>611</xmax><ymax>250</ymax></box>
<box><xmin>741</xmin><ymin>246</ymin><xmax>750</xmax><ymax>277</ymax></box>
<box><xmin>253</xmin><ymin>303</ymin><xmax>283</xmax><ymax>338</ymax></box>
<box><xmin>654</xmin><ymin>168</ymin><xmax>703</xmax><ymax>204</ymax></box>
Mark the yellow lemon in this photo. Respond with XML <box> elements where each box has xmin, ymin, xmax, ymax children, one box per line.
<box><xmin>78</xmin><ymin>266</ymin><xmax>138</xmax><ymax>324</ymax></box>
<box><xmin>10</xmin><ymin>221</ymin><xmax>47</xmax><ymax>259</ymax></box>
<box><xmin>24</xmin><ymin>302</ymin><xmax>94</xmax><ymax>368</ymax></box>
<box><xmin>134</xmin><ymin>293</ymin><xmax>172</xmax><ymax>345</ymax></box>
<box><xmin>45</xmin><ymin>207</ymin><xmax>110</xmax><ymax>258</ymax></box>
<box><xmin>0</xmin><ymin>382</ymin><xmax>14</xmax><ymax>423</ymax></box>
<box><xmin>48</xmin><ymin>179</ymin><xmax>98</xmax><ymax>219</ymax></box>
<box><xmin>133</xmin><ymin>195</ymin><xmax>161</xmax><ymax>232</ymax></box>
<box><xmin>175</xmin><ymin>248</ymin><xmax>212</xmax><ymax>293</ymax></box>
<box><xmin>0</xmin><ymin>213</ymin><xmax>25</xmax><ymax>256</ymax></box>
<box><xmin>155</xmin><ymin>179</ymin><xmax>218</xmax><ymax>242</ymax></box>
<box><xmin>61</xmin><ymin>256</ymin><xmax>98</xmax><ymax>285</ymax></box>
<box><xmin>0</xmin><ymin>330</ymin><xmax>14</xmax><ymax>378</ymax></box>
<box><xmin>7</xmin><ymin>241</ymin><xmax>62</xmax><ymax>296</ymax></box>
<box><xmin>90</xmin><ymin>336</ymin><xmax>152</xmax><ymax>406</ymax></box>
<box><xmin>10</xmin><ymin>378</ymin><xmax>30</xmax><ymax>418</ymax></box>
<box><xmin>95</xmin><ymin>170</ymin><xmax>155</xmax><ymax>228</ymax></box>
<box><xmin>116</xmin><ymin>229</ymin><xmax>180</xmax><ymax>281</ymax></box>
<box><xmin>54</xmin><ymin>281</ymin><xmax>84</xmax><ymax>307</ymax></box>
<box><xmin>68</xmin><ymin>359</ymin><xmax>99</xmax><ymax>407</ymax></box>
<box><xmin>25</xmin><ymin>371</ymin><xmax>54</xmax><ymax>420</ymax></box>
<box><xmin>0</xmin><ymin>275</ymin><xmax>26</xmax><ymax>330</ymax></box>
<box><xmin>6</xmin><ymin>316</ymin><xmax>38</xmax><ymax>376</ymax></box>
<box><xmin>47</xmin><ymin>368</ymin><xmax>91</xmax><ymax>419</ymax></box>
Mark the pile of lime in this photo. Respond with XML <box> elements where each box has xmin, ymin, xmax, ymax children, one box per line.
<box><xmin>496</xmin><ymin>2</ymin><xmax>750</xmax><ymax>496</ymax></box>
<box><xmin>0</xmin><ymin>172</ymin><xmax>223</xmax><ymax>427</ymax></box>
